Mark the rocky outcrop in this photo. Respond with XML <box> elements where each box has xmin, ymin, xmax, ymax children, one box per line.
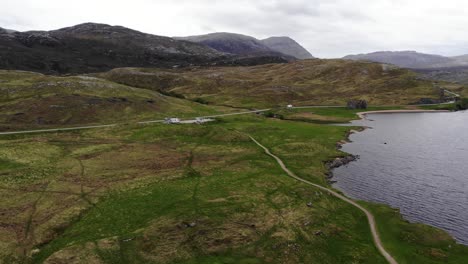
<box><xmin>327</xmin><ymin>155</ymin><xmax>359</xmax><ymax>169</ymax></box>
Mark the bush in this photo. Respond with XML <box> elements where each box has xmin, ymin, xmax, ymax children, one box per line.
<box><xmin>193</xmin><ymin>98</ymin><xmax>209</xmax><ymax>104</ymax></box>
<box><xmin>347</xmin><ymin>99</ymin><xmax>368</xmax><ymax>109</ymax></box>
<box><xmin>159</xmin><ymin>90</ymin><xmax>185</xmax><ymax>99</ymax></box>
<box><xmin>263</xmin><ymin>111</ymin><xmax>284</xmax><ymax>119</ymax></box>
<box><xmin>455</xmin><ymin>98</ymin><xmax>468</xmax><ymax>110</ymax></box>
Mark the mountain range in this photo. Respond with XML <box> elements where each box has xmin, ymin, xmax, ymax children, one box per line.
<box><xmin>176</xmin><ymin>33</ymin><xmax>313</xmax><ymax>60</ymax></box>
<box><xmin>0</xmin><ymin>23</ymin><xmax>315</xmax><ymax>75</ymax></box>
<box><xmin>343</xmin><ymin>51</ymin><xmax>468</xmax><ymax>69</ymax></box>
<box><xmin>343</xmin><ymin>51</ymin><xmax>468</xmax><ymax>84</ymax></box>
<box><xmin>0</xmin><ymin>23</ymin><xmax>307</xmax><ymax>74</ymax></box>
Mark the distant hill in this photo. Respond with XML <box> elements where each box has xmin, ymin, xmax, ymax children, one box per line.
<box><xmin>261</xmin><ymin>37</ymin><xmax>314</xmax><ymax>59</ymax></box>
<box><xmin>343</xmin><ymin>51</ymin><xmax>455</xmax><ymax>69</ymax></box>
<box><xmin>100</xmin><ymin>59</ymin><xmax>446</xmax><ymax>108</ymax></box>
<box><xmin>0</xmin><ymin>27</ymin><xmax>16</xmax><ymax>34</ymax></box>
<box><xmin>0</xmin><ymin>70</ymin><xmax>222</xmax><ymax>130</ymax></box>
<box><xmin>176</xmin><ymin>32</ymin><xmax>312</xmax><ymax>60</ymax></box>
<box><xmin>344</xmin><ymin>51</ymin><xmax>468</xmax><ymax>84</ymax></box>
<box><xmin>451</xmin><ymin>55</ymin><xmax>468</xmax><ymax>66</ymax></box>
<box><xmin>0</xmin><ymin>23</ymin><xmax>288</xmax><ymax>74</ymax></box>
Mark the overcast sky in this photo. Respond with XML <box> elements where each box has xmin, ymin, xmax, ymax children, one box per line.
<box><xmin>1</xmin><ymin>0</ymin><xmax>468</xmax><ymax>58</ymax></box>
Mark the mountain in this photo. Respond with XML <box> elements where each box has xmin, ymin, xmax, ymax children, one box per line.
<box><xmin>176</xmin><ymin>32</ymin><xmax>298</xmax><ymax>60</ymax></box>
<box><xmin>261</xmin><ymin>37</ymin><xmax>314</xmax><ymax>59</ymax></box>
<box><xmin>0</xmin><ymin>27</ymin><xmax>16</xmax><ymax>34</ymax></box>
<box><xmin>0</xmin><ymin>23</ymin><xmax>288</xmax><ymax>74</ymax></box>
<box><xmin>343</xmin><ymin>51</ymin><xmax>455</xmax><ymax>69</ymax></box>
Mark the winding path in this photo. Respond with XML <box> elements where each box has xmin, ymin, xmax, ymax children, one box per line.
<box><xmin>248</xmin><ymin>135</ymin><xmax>398</xmax><ymax>264</ymax></box>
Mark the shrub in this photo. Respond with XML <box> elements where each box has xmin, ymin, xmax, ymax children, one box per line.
<box><xmin>455</xmin><ymin>98</ymin><xmax>468</xmax><ymax>110</ymax></box>
<box><xmin>193</xmin><ymin>98</ymin><xmax>209</xmax><ymax>104</ymax></box>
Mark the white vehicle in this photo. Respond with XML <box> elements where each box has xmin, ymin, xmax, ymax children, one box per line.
<box><xmin>287</xmin><ymin>104</ymin><xmax>293</xmax><ymax>109</ymax></box>
<box><xmin>164</xmin><ymin>117</ymin><xmax>181</xmax><ymax>124</ymax></box>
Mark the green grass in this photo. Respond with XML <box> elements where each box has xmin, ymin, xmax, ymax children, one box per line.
<box><xmin>362</xmin><ymin>202</ymin><xmax>468</xmax><ymax>264</ymax></box>
<box><xmin>0</xmin><ymin>158</ymin><xmax>23</xmax><ymax>170</ymax></box>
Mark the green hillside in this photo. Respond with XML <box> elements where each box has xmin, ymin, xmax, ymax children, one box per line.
<box><xmin>100</xmin><ymin>59</ymin><xmax>448</xmax><ymax>108</ymax></box>
<box><xmin>0</xmin><ymin>70</ymin><xmax>225</xmax><ymax>131</ymax></box>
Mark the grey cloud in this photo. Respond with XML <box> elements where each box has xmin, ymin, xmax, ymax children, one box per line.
<box><xmin>1</xmin><ymin>0</ymin><xmax>468</xmax><ymax>57</ymax></box>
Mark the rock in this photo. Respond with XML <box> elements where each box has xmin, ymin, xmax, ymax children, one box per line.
<box><xmin>327</xmin><ymin>155</ymin><xmax>359</xmax><ymax>169</ymax></box>
<box><xmin>306</xmin><ymin>202</ymin><xmax>313</xmax><ymax>207</ymax></box>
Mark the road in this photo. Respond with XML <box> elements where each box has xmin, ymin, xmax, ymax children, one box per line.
<box><xmin>0</xmin><ymin>124</ymin><xmax>119</xmax><ymax>135</ymax></box>
<box><xmin>0</xmin><ymin>102</ymin><xmax>456</xmax><ymax>136</ymax></box>
<box><xmin>0</xmin><ymin>109</ymin><xmax>272</xmax><ymax>136</ymax></box>
<box><xmin>248</xmin><ymin>135</ymin><xmax>398</xmax><ymax>264</ymax></box>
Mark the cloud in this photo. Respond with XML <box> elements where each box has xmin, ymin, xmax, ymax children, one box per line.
<box><xmin>1</xmin><ymin>0</ymin><xmax>468</xmax><ymax>57</ymax></box>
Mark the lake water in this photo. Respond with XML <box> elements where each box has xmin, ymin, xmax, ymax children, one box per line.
<box><xmin>332</xmin><ymin>111</ymin><xmax>468</xmax><ymax>245</ymax></box>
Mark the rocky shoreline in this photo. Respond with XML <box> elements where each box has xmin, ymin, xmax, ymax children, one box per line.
<box><xmin>325</xmin><ymin>128</ymin><xmax>364</xmax><ymax>184</ymax></box>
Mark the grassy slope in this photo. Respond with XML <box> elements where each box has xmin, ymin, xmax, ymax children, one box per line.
<box><xmin>0</xmin><ymin>70</ymin><xmax>228</xmax><ymax>131</ymax></box>
<box><xmin>99</xmin><ymin>59</ymin><xmax>442</xmax><ymax>108</ymax></box>
<box><xmin>0</xmin><ymin>113</ymin><xmax>466</xmax><ymax>263</ymax></box>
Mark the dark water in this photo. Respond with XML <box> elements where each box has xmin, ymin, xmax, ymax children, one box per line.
<box><xmin>332</xmin><ymin>111</ymin><xmax>468</xmax><ymax>245</ymax></box>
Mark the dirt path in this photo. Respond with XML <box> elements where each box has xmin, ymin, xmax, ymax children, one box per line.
<box><xmin>248</xmin><ymin>135</ymin><xmax>398</xmax><ymax>264</ymax></box>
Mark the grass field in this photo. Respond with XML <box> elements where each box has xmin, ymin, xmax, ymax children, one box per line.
<box><xmin>0</xmin><ymin>111</ymin><xmax>467</xmax><ymax>263</ymax></box>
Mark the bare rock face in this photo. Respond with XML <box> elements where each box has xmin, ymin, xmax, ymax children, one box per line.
<box><xmin>261</xmin><ymin>37</ymin><xmax>314</xmax><ymax>59</ymax></box>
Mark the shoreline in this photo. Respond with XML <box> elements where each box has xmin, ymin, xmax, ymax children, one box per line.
<box><xmin>332</xmin><ymin>109</ymin><xmax>467</xmax><ymax>246</ymax></box>
<box><xmin>357</xmin><ymin>109</ymin><xmax>450</xmax><ymax>119</ymax></box>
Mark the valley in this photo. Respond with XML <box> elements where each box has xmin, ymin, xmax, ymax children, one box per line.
<box><xmin>0</xmin><ymin>57</ymin><xmax>467</xmax><ymax>263</ymax></box>
<box><xmin>1</xmin><ymin>19</ymin><xmax>468</xmax><ymax>264</ymax></box>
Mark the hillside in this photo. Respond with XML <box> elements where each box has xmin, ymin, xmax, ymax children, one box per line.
<box><xmin>0</xmin><ymin>23</ymin><xmax>287</xmax><ymax>74</ymax></box>
<box><xmin>0</xmin><ymin>70</ymin><xmax>224</xmax><ymax>131</ymax></box>
<box><xmin>176</xmin><ymin>32</ymin><xmax>297</xmax><ymax>60</ymax></box>
<box><xmin>415</xmin><ymin>66</ymin><xmax>468</xmax><ymax>85</ymax></box>
<box><xmin>261</xmin><ymin>36</ymin><xmax>314</xmax><ymax>59</ymax></box>
<box><xmin>100</xmin><ymin>59</ymin><xmax>443</xmax><ymax>108</ymax></box>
